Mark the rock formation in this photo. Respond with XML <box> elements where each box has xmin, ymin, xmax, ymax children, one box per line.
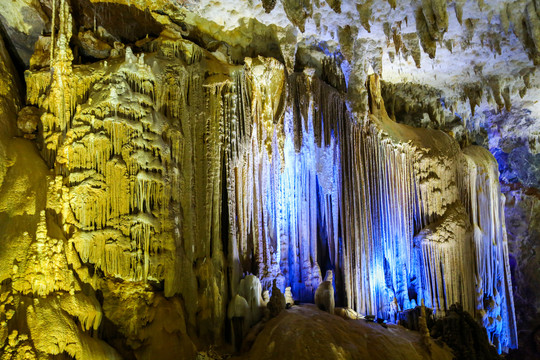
<box><xmin>284</xmin><ymin>286</ymin><xmax>294</xmax><ymax>308</ymax></box>
<box><xmin>267</xmin><ymin>280</ymin><xmax>286</xmax><ymax>318</ymax></box>
<box><xmin>237</xmin><ymin>275</ymin><xmax>264</xmax><ymax>326</ymax></box>
<box><xmin>315</xmin><ymin>269</ymin><xmax>335</xmax><ymax>314</ymax></box>
<box><xmin>0</xmin><ymin>0</ymin><xmax>538</xmax><ymax>358</ymax></box>
<box><xmin>227</xmin><ymin>294</ymin><xmax>250</xmax><ymax>352</ymax></box>
<box><xmin>431</xmin><ymin>303</ymin><xmax>501</xmax><ymax>360</ymax></box>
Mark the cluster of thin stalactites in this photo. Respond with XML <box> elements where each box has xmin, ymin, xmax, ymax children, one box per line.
<box><xmin>24</xmin><ymin>4</ymin><xmax>517</xmax><ymax>352</ymax></box>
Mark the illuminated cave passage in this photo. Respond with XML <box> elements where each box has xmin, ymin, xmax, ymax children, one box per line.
<box><xmin>1</xmin><ymin>0</ymin><xmax>539</xmax><ymax>359</ymax></box>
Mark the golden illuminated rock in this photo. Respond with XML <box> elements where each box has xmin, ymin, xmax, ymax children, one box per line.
<box><xmin>0</xmin><ymin>0</ymin><xmax>535</xmax><ymax>358</ymax></box>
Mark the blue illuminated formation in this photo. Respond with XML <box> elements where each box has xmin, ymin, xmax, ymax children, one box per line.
<box><xmin>261</xmin><ymin>86</ymin><xmax>342</xmax><ymax>302</ymax></box>
<box><xmin>235</xmin><ymin>71</ymin><xmax>517</xmax><ymax>352</ymax></box>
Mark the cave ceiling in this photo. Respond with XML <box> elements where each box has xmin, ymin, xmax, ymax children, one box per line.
<box><xmin>1</xmin><ymin>0</ymin><xmax>539</xmax><ymax>124</ymax></box>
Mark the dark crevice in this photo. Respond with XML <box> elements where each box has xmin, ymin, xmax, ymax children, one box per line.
<box><xmin>100</xmin><ymin>315</ymin><xmax>137</xmax><ymax>360</ymax></box>
<box><xmin>71</xmin><ymin>0</ymin><xmax>163</xmax><ymax>44</ymax></box>
<box><xmin>221</xmin><ymin>155</ymin><xmax>230</xmax><ymax>258</ymax></box>
<box><xmin>0</xmin><ymin>18</ymin><xmax>27</xmax><ymax>101</ymax></box>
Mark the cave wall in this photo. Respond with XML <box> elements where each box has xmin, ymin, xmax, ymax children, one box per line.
<box><xmin>0</xmin><ymin>0</ymin><xmax>538</xmax><ymax>358</ymax></box>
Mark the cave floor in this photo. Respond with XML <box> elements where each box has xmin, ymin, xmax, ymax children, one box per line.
<box><xmin>232</xmin><ymin>304</ymin><xmax>454</xmax><ymax>360</ymax></box>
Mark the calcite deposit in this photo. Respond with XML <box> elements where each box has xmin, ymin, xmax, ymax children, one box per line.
<box><xmin>0</xmin><ymin>0</ymin><xmax>538</xmax><ymax>359</ymax></box>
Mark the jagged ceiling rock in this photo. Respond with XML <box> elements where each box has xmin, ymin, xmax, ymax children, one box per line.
<box><xmin>1</xmin><ymin>0</ymin><xmax>537</xmax><ymax>121</ymax></box>
<box><xmin>179</xmin><ymin>0</ymin><xmax>538</xmax><ymax>120</ymax></box>
<box><xmin>0</xmin><ymin>0</ymin><xmax>535</xmax><ymax>128</ymax></box>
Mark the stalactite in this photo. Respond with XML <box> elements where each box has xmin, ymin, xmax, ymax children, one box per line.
<box><xmin>26</xmin><ymin>29</ymin><xmax>205</xmax><ymax>298</ymax></box>
<box><xmin>459</xmin><ymin>146</ymin><xmax>518</xmax><ymax>352</ymax></box>
<box><xmin>338</xmin><ymin>75</ymin><xmax>516</xmax><ymax>351</ymax></box>
<box><xmin>22</xmin><ymin>19</ymin><xmax>518</xmax><ymax>353</ymax></box>
<box><xmin>227</xmin><ymin>67</ymin><xmax>343</xmax><ymax>304</ymax></box>
<box><xmin>414</xmin><ymin>203</ymin><xmax>475</xmax><ymax>315</ymax></box>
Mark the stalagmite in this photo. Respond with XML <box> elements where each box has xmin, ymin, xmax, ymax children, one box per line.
<box><xmin>315</xmin><ymin>270</ymin><xmax>335</xmax><ymax>314</ymax></box>
<box><xmin>238</xmin><ymin>275</ymin><xmax>264</xmax><ymax>327</ymax></box>
<box><xmin>227</xmin><ymin>294</ymin><xmax>250</xmax><ymax>352</ymax></box>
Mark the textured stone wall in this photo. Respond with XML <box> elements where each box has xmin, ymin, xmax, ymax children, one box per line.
<box><xmin>0</xmin><ymin>0</ymin><xmax>537</xmax><ymax>358</ymax></box>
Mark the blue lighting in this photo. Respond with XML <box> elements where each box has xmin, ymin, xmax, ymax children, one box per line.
<box><xmin>250</xmin><ymin>74</ymin><xmax>516</xmax><ymax>353</ymax></box>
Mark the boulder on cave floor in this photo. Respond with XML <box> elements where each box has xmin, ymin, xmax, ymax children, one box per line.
<box><xmin>234</xmin><ymin>304</ymin><xmax>454</xmax><ymax>360</ymax></box>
